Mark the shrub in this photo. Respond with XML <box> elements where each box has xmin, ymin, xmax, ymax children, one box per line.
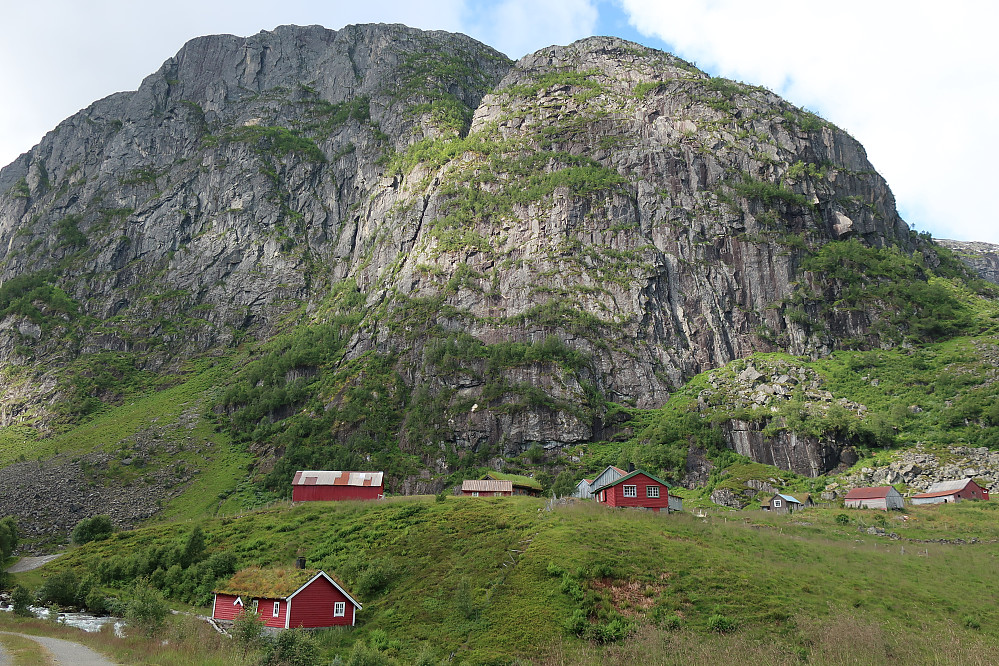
<box><xmin>707</xmin><ymin>613</ymin><xmax>737</xmax><ymax>633</ymax></box>
<box><xmin>262</xmin><ymin>629</ymin><xmax>322</xmax><ymax>666</ymax></box>
<box><xmin>125</xmin><ymin>583</ymin><xmax>170</xmax><ymax>637</ymax></box>
<box><xmin>836</xmin><ymin>514</ymin><xmax>850</xmax><ymax>526</ymax></box>
<box><xmin>38</xmin><ymin>569</ymin><xmax>79</xmax><ymax>607</ymax></box>
<box><xmin>11</xmin><ymin>585</ymin><xmax>34</xmax><ymax>617</ymax></box>
<box><xmin>72</xmin><ymin>515</ymin><xmax>114</xmax><ymax>545</ymax></box>
<box><xmin>0</xmin><ymin>516</ymin><xmax>17</xmax><ymax>559</ymax></box>
<box><xmin>963</xmin><ymin>614</ymin><xmax>982</xmax><ymax>630</ymax></box>
<box><xmin>232</xmin><ymin>608</ymin><xmax>265</xmax><ymax>652</ymax></box>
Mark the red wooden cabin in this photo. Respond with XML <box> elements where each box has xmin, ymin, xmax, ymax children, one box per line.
<box><xmin>292</xmin><ymin>471</ymin><xmax>384</xmax><ymax>502</ymax></box>
<box><xmin>212</xmin><ymin>568</ymin><xmax>361</xmax><ymax>629</ymax></box>
<box><xmin>592</xmin><ymin>469</ymin><xmax>670</xmax><ymax>512</ymax></box>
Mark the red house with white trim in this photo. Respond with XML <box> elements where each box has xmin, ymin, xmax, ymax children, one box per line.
<box><xmin>292</xmin><ymin>471</ymin><xmax>384</xmax><ymax>502</ymax></box>
<box><xmin>592</xmin><ymin>469</ymin><xmax>670</xmax><ymax>512</ymax></box>
<box><xmin>212</xmin><ymin>568</ymin><xmax>361</xmax><ymax>629</ymax></box>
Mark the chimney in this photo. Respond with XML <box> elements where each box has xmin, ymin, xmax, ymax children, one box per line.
<box><xmin>628</xmin><ymin>463</ymin><xmax>635</xmax><ymax>472</ymax></box>
<box><xmin>296</xmin><ymin>557</ymin><xmax>306</xmax><ymax>570</ymax></box>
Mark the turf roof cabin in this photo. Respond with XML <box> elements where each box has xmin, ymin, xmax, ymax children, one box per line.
<box><xmin>592</xmin><ymin>469</ymin><xmax>671</xmax><ymax>512</ymax></box>
<box><xmin>213</xmin><ymin>568</ymin><xmax>361</xmax><ymax>629</ymax></box>
<box><xmin>482</xmin><ymin>472</ymin><xmax>543</xmax><ymax>497</ymax></box>
<box><xmin>461</xmin><ymin>479</ymin><xmax>513</xmax><ymax>497</ymax></box>
<box><xmin>843</xmin><ymin>486</ymin><xmax>905</xmax><ymax>510</ymax></box>
<box><xmin>291</xmin><ymin>471</ymin><xmax>384</xmax><ymax>502</ymax></box>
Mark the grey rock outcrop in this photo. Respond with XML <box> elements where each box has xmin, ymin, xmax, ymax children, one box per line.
<box><xmin>936</xmin><ymin>239</ymin><xmax>999</xmax><ymax>285</ymax></box>
<box><xmin>0</xmin><ymin>24</ymin><xmax>956</xmax><ymax>482</ymax></box>
<box><xmin>844</xmin><ymin>445</ymin><xmax>999</xmax><ymax>493</ymax></box>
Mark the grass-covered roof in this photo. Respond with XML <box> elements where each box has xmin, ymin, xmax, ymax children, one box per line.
<box><xmin>482</xmin><ymin>471</ymin><xmax>543</xmax><ymax>490</ymax></box>
<box><xmin>214</xmin><ymin>567</ymin><xmax>319</xmax><ymax>599</ymax></box>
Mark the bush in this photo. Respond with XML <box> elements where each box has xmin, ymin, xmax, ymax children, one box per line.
<box><xmin>232</xmin><ymin>608</ymin><xmax>265</xmax><ymax>652</ymax></box>
<box><xmin>707</xmin><ymin>613</ymin><xmax>737</xmax><ymax>633</ymax></box>
<box><xmin>836</xmin><ymin>514</ymin><xmax>851</xmax><ymax>526</ymax></box>
<box><xmin>11</xmin><ymin>585</ymin><xmax>34</xmax><ymax>617</ymax></box>
<box><xmin>38</xmin><ymin>569</ymin><xmax>79</xmax><ymax>607</ymax></box>
<box><xmin>72</xmin><ymin>515</ymin><xmax>114</xmax><ymax>545</ymax></box>
<box><xmin>262</xmin><ymin>629</ymin><xmax>322</xmax><ymax>666</ymax></box>
<box><xmin>125</xmin><ymin>583</ymin><xmax>169</xmax><ymax>637</ymax></box>
<box><xmin>0</xmin><ymin>516</ymin><xmax>17</xmax><ymax>559</ymax></box>
<box><xmin>963</xmin><ymin>614</ymin><xmax>981</xmax><ymax>630</ymax></box>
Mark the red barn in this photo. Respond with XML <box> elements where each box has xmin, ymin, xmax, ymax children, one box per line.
<box><xmin>911</xmin><ymin>478</ymin><xmax>990</xmax><ymax>505</ymax></box>
<box><xmin>292</xmin><ymin>471</ymin><xmax>384</xmax><ymax>502</ymax></box>
<box><xmin>212</xmin><ymin>568</ymin><xmax>361</xmax><ymax>629</ymax></box>
<box><xmin>592</xmin><ymin>469</ymin><xmax>670</xmax><ymax>512</ymax></box>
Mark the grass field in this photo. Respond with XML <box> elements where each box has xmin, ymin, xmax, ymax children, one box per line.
<box><xmin>8</xmin><ymin>496</ymin><xmax>998</xmax><ymax>665</ymax></box>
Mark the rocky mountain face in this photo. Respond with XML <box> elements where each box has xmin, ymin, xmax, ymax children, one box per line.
<box><xmin>0</xmin><ymin>24</ymin><xmax>969</xmax><ymax>494</ymax></box>
<box><xmin>937</xmin><ymin>239</ymin><xmax>999</xmax><ymax>285</ymax></box>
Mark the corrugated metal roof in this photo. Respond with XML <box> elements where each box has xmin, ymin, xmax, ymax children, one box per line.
<box><xmin>776</xmin><ymin>494</ymin><xmax>801</xmax><ymax>504</ymax></box>
<box><xmin>591</xmin><ymin>468</ymin><xmax>670</xmax><ymax>494</ymax></box>
<box><xmin>292</xmin><ymin>471</ymin><xmax>384</xmax><ymax>487</ymax></box>
<box><xmin>844</xmin><ymin>486</ymin><xmax>895</xmax><ymax>500</ymax></box>
<box><xmin>461</xmin><ymin>479</ymin><xmax>513</xmax><ymax>493</ymax></box>
<box><xmin>921</xmin><ymin>479</ymin><xmax>974</xmax><ymax>494</ymax></box>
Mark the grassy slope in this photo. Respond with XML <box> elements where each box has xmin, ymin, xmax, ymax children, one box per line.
<box><xmin>0</xmin><ymin>358</ymin><xmax>252</xmax><ymax>524</ymax></box>
<box><xmin>15</xmin><ymin>496</ymin><xmax>999</xmax><ymax>665</ymax></box>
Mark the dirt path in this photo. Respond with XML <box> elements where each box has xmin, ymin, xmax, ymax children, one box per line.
<box><xmin>0</xmin><ymin>632</ymin><xmax>117</xmax><ymax>665</ymax></box>
<box><xmin>4</xmin><ymin>554</ymin><xmax>63</xmax><ymax>573</ymax></box>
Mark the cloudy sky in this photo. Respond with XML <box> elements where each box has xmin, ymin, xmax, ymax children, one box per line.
<box><xmin>2</xmin><ymin>0</ymin><xmax>995</xmax><ymax>243</ymax></box>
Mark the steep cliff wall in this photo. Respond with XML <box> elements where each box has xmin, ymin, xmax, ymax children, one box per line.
<box><xmin>0</xmin><ymin>25</ymin><xmax>964</xmax><ymax>486</ymax></box>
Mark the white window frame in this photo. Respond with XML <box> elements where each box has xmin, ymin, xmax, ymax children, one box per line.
<box><xmin>646</xmin><ymin>485</ymin><xmax>660</xmax><ymax>498</ymax></box>
<box><xmin>773</xmin><ymin>499</ymin><xmax>782</xmax><ymax>508</ymax></box>
<box><xmin>623</xmin><ymin>485</ymin><xmax>637</xmax><ymax>498</ymax></box>
<box><xmin>251</xmin><ymin>599</ymin><xmax>259</xmax><ymax>612</ymax></box>
<box><xmin>334</xmin><ymin>601</ymin><xmax>346</xmax><ymax>617</ymax></box>
<box><xmin>273</xmin><ymin>601</ymin><xmax>280</xmax><ymax>617</ymax></box>
<box><xmin>472</xmin><ymin>491</ymin><xmax>479</xmax><ymax>497</ymax></box>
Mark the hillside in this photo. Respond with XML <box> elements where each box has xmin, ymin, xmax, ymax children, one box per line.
<box><xmin>7</xmin><ymin>496</ymin><xmax>999</xmax><ymax>665</ymax></box>
<box><xmin>0</xmin><ymin>23</ymin><xmax>998</xmax><ymax>543</ymax></box>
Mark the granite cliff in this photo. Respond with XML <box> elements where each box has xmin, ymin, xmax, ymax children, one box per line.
<box><xmin>0</xmin><ymin>24</ymin><xmax>987</xmax><ymax>508</ymax></box>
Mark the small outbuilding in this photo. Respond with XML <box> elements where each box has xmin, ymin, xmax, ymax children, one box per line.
<box><xmin>291</xmin><ymin>471</ymin><xmax>384</xmax><ymax>502</ymax></box>
<box><xmin>482</xmin><ymin>472</ymin><xmax>543</xmax><ymax>497</ymax></box>
<box><xmin>212</xmin><ymin>568</ymin><xmax>361</xmax><ymax>629</ymax></box>
<box><xmin>592</xmin><ymin>469</ymin><xmax>670</xmax><ymax>512</ymax></box>
<box><xmin>761</xmin><ymin>493</ymin><xmax>802</xmax><ymax>514</ymax></box>
<box><xmin>572</xmin><ymin>478</ymin><xmax>594</xmax><ymax>499</ymax></box>
<box><xmin>461</xmin><ymin>479</ymin><xmax>513</xmax><ymax>497</ymax></box>
<box><xmin>844</xmin><ymin>486</ymin><xmax>904</xmax><ymax>510</ymax></box>
<box><xmin>910</xmin><ymin>478</ymin><xmax>990</xmax><ymax>505</ymax></box>
<box><xmin>588</xmin><ymin>465</ymin><xmax>627</xmax><ymax>497</ymax></box>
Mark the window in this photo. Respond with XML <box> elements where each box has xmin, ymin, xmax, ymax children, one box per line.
<box><xmin>273</xmin><ymin>601</ymin><xmax>280</xmax><ymax>617</ymax></box>
<box><xmin>494</xmin><ymin>492</ymin><xmax>503</xmax><ymax>497</ymax></box>
<box><xmin>623</xmin><ymin>485</ymin><xmax>637</xmax><ymax>498</ymax></box>
<box><xmin>773</xmin><ymin>499</ymin><xmax>782</xmax><ymax>508</ymax></box>
<box><xmin>646</xmin><ymin>485</ymin><xmax>660</xmax><ymax>498</ymax></box>
<box><xmin>334</xmin><ymin>602</ymin><xmax>346</xmax><ymax>617</ymax></box>
<box><xmin>472</xmin><ymin>491</ymin><xmax>479</xmax><ymax>497</ymax></box>
<box><xmin>251</xmin><ymin>599</ymin><xmax>259</xmax><ymax>612</ymax></box>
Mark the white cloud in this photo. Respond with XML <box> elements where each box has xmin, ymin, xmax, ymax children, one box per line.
<box><xmin>460</xmin><ymin>0</ymin><xmax>599</xmax><ymax>58</ymax></box>
<box><xmin>618</xmin><ymin>0</ymin><xmax>999</xmax><ymax>244</ymax></box>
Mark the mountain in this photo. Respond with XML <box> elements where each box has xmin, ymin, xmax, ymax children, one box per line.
<box><xmin>1</xmin><ymin>24</ymin><xmax>996</xmax><ymax>540</ymax></box>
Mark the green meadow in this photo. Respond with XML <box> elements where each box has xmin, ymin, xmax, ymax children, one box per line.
<box><xmin>7</xmin><ymin>496</ymin><xmax>999</xmax><ymax>665</ymax></box>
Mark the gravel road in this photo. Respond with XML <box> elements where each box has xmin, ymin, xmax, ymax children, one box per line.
<box><xmin>0</xmin><ymin>631</ymin><xmax>117</xmax><ymax>665</ymax></box>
